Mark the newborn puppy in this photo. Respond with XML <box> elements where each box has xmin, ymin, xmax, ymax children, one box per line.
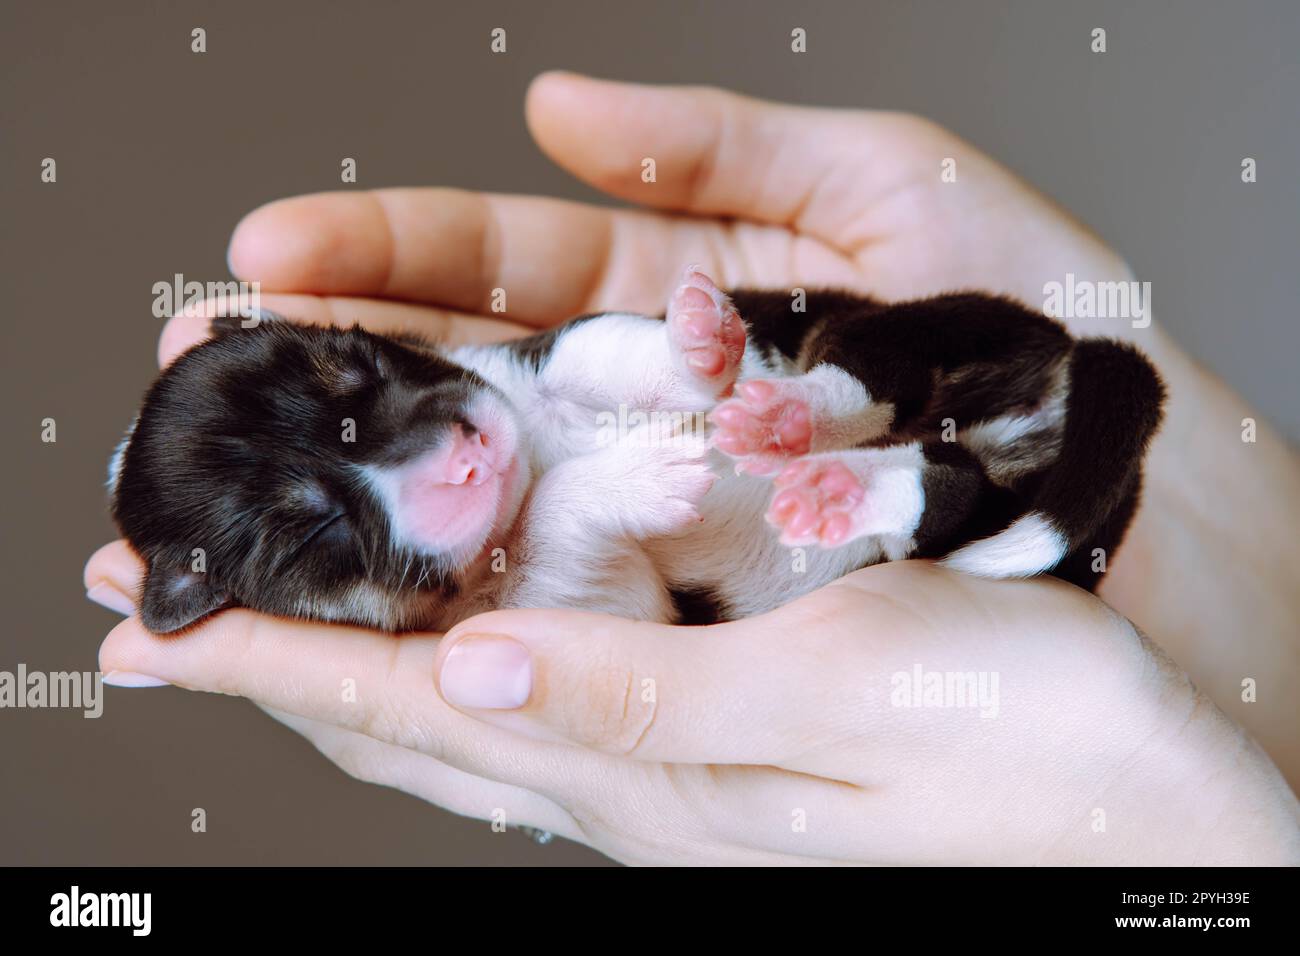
<box><xmin>110</xmin><ymin>267</ymin><xmax>1163</xmax><ymax>634</ymax></box>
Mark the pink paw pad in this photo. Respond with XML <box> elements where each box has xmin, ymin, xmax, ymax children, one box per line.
<box><xmin>766</xmin><ymin>459</ymin><xmax>866</xmax><ymax>547</ymax></box>
<box><xmin>667</xmin><ymin>266</ymin><xmax>747</xmax><ymax>396</ymax></box>
<box><xmin>709</xmin><ymin>379</ymin><xmax>813</xmax><ymax>476</ymax></box>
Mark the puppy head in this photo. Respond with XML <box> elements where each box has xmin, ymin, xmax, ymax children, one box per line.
<box><xmin>110</xmin><ymin>321</ymin><xmax>526</xmax><ymax>633</ymax></box>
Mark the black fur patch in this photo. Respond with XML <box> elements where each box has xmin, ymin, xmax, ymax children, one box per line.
<box><xmin>804</xmin><ymin>292</ymin><xmax>1073</xmax><ymax>433</ymax></box>
<box><xmin>668</xmin><ymin>585</ymin><xmax>730</xmax><ymax>626</ymax></box>
<box><xmin>729</xmin><ymin>286</ymin><xmax>1161</xmax><ymax>589</ymax></box>
<box><xmin>729</xmin><ymin>289</ymin><xmax>880</xmax><ymax>362</ymax></box>
<box><xmin>1024</xmin><ymin>339</ymin><xmax>1165</xmax><ymax>553</ymax></box>
<box><xmin>112</xmin><ymin>321</ymin><xmax>492</xmax><ymax>633</ymax></box>
<box><xmin>913</xmin><ymin>441</ymin><xmax>1014</xmax><ymax>557</ymax></box>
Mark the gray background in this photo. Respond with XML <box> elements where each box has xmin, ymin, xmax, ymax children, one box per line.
<box><xmin>2</xmin><ymin>0</ymin><xmax>1295</xmax><ymax>865</ymax></box>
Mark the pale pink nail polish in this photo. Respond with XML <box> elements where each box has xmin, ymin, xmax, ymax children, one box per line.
<box><xmin>103</xmin><ymin>671</ymin><xmax>170</xmax><ymax>688</ymax></box>
<box><xmin>87</xmin><ymin>582</ymin><xmax>135</xmax><ymax>616</ymax></box>
<box><xmin>439</xmin><ymin>635</ymin><xmax>532</xmax><ymax>710</ymax></box>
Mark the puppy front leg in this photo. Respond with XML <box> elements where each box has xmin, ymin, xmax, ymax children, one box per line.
<box><xmin>495</xmin><ymin>431</ymin><xmax>716</xmax><ymax>622</ymax></box>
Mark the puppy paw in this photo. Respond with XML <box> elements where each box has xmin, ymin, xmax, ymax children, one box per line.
<box><xmin>641</xmin><ymin>438</ymin><xmax>718</xmax><ymax>536</ymax></box>
<box><xmin>710</xmin><ymin>379</ymin><xmax>813</xmax><ymax>476</ymax></box>
<box><xmin>765</xmin><ymin>449</ymin><xmax>924</xmax><ymax>548</ymax></box>
<box><xmin>666</xmin><ymin>265</ymin><xmax>747</xmax><ymax>400</ymax></box>
<box><xmin>600</xmin><ymin>427</ymin><xmax>719</xmax><ymax>537</ymax></box>
<box><xmin>765</xmin><ymin>457</ymin><xmax>866</xmax><ymax>547</ymax></box>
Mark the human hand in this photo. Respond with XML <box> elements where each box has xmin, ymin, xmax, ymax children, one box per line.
<box><xmin>87</xmin><ymin>71</ymin><xmax>1300</xmax><ymax>846</ymax></box>
<box><xmin>154</xmin><ymin>70</ymin><xmax>1289</xmax><ymax>782</ymax></box>
<box><xmin>158</xmin><ymin>71</ymin><xmax>1139</xmax><ymax>366</ymax></box>
<box><xmin>152</xmin><ymin>69</ymin><xmax>1171</xmax><ymax>614</ymax></box>
<box><xmin>86</xmin><ymin>548</ymin><xmax>1300</xmax><ymax>865</ymax></box>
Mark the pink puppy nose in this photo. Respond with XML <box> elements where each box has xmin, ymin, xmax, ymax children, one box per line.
<box><xmin>388</xmin><ymin>423</ymin><xmax>507</xmax><ymax>553</ymax></box>
<box><xmin>443</xmin><ymin>425</ymin><xmax>494</xmax><ymax>486</ymax></box>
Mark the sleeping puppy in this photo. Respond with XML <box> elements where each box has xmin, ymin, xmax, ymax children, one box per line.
<box><xmin>109</xmin><ymin>267</ymin><xmax>1164</xmax><ymax>634</ymax></box>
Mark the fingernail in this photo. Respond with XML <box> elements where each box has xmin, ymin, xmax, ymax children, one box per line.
<box><xmin>103</xmin><ymin>671</ymin><xmax>170</xmax><ymax>688</ymax></box>
<box><xmin>439</xmin><ymin>634</ymin><xmax>532</xmax><ymax>710</ymax></box>
<box><xmin>87</xmin><ymin>582</ymin><xmax>135</xmax><ymax>617</ymax></box>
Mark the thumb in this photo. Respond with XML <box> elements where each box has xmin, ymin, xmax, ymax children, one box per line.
<box><xmin>433</xmin><ymin>605</ymin><xmax>836</xmax><ymax>765</ymax></box>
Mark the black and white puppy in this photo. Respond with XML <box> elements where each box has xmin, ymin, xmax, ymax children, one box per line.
<box><xmin>109</xmin><ymin>267</ymin><xmax>1164</xmax><ymax>634</ymax></box>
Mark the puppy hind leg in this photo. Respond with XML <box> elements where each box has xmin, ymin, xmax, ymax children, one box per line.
<box><xmin>665</xmin><ymin>265</ymin><xmax>748</xmax><ymax>401</ymax></box>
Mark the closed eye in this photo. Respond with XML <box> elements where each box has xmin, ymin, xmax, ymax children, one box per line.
<box><xmin>280</xmin><ymin>510</ymin><xmax>348</xmax><ymax>568</ymax></box>
<box><xmin>304</xmin><ymin>510</ymin><xmax>347</xmax><ymax>546</ymax></box>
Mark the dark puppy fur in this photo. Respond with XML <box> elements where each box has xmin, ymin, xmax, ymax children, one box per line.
<box><xmin>111</xmin><ymin>270</ymin><xmax>1164</xmax><ymax>634</ymax></box>
<box><xmin>111</xmin><ymin>322</ymin><xmax>502</xmax><ymax>631</ymax></box>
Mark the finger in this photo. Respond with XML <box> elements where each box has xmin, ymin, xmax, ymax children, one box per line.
<box><xmin>157</xmin><ymin>293</ymin><xmax>530</xmax><ymax>367</ymax></box>
<box><xmin>271</xmin><ymin>707</ymin><xmax>843</xmax><ymax>865</ymax></box>
<box><xmin>263</xmin><ymin>706</ymin><xmax>583</xmax><ymax>843</ymax></box>
<box><xmin>227</xmin><ymin>188</ymin><xmax>619</xmax><ymax>324</ymax></box>
<box><xmin>89</xmin><ymin>574</ymin><xmax>608</xmax><ymax>798</ymax></box>
<box><xmin>431</xmin><ymin>564</ymin><xmax>1127</xmax><ymax>771</ymax></box>
<box><xmin>525</xmin><ymin>71</ymin><xmax>910</xmax><ymax>248</ymax></box>
<box><xmin>83</xmin><ymin>545</ymin><xmax>861</xmax><ymax>864</ymax></box>
<box><xmin>84</xmin><ymin>540</ymin><xmax>144</xmax><ymax>618</ymax></box>
<box><xmin>224</xmin><ymin>186</ymin><xmax>829</xmax><ymax>327</ymax></box>
<box><xmin>431</xmin><ymin>604</ymin><xmax>867</xmax><ymax>767</ymax></box>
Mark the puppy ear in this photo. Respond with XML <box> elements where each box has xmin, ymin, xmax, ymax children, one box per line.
<box><xmin>139</xmin><ymin>563</ymin><xmax>231</xmax><ymax>634</ymax></box>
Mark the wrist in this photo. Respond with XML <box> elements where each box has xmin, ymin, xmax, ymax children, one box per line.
<box><xmin>1100</xmin><ymin>332</ymin><xmax>1300</xmax><ymax>789</ymax></box>
<box><xmin>1049</xmin><ymin>653</ymin><xmax>1300</xmax><ymax>864</ymax></box>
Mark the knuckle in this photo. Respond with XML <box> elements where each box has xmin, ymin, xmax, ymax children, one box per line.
<box><xmin>561</xmin><ymin>653</ymin><xmax>659</xmax><ymax>756</ymax></box>
<box><xmin>349</xmin><ymin>634</ymin><xmax>442</xmax><ymax>756</ymax></box>
<box><xmin>206</xmin><ymin>610</ymin><xmax>264</xmax><ymax>697</ymax></box>
<box><xmin>357</xmin><ymin>696</ymin><xmax>403</xmax><ymax>746</ymax></box>
<box><xmin>356</xmin><ymin>689</ymin><xmax>432</xmax><ymax>755</ymax></box>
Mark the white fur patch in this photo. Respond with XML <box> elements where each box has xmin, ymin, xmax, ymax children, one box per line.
<box><xmin>940</xmin><ymin>511</ymin><xmax>1068</xmax><ymax>578</ymax></box>
<box><xmin>800</xmin><ymin>363</ymin><xmax>895</xmax><ymax>450</ymax></box>
<box><xmin>851</xmin><ymin>442</ymin><xmax>927</xmax><ymax>539</ymax></box>
<box><xmin>959</xmin><ymin>360</ymin><xmax>1069</xmax><ymax>486</ymax></box>
<box><xmin>961</xmin><ymin>412</ymin><xmax>1045</xmax><ymax>455</ymax></box>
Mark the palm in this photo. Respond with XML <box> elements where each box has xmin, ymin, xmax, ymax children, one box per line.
<box><xmin>86</xmin><ymin>74</ymin><xmax>1300</xmax><ymax>857</ymax></box>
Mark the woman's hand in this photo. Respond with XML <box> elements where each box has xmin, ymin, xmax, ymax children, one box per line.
<box><xmin>144</xmin><ymin>74</ymin><xmax>1299</xmax><ymax>782</ymax></box>
<box><xmin>86</xmin><ymin>71</ymin><xmax>1300</xmax><ymax>858</ymax></box>
<box><xmin>86</xmin><ymin>547</ymin><xmax>1299</xmax><ymax>865</ymax></box>
<box><xmin>159</xmin><ymin>72</ymin><xmax>1137</xmax><ymax>361</ymax></box>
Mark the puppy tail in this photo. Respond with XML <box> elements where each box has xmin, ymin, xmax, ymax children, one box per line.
<box><xmin>940</xmin><ymin>339</ymin><xmax>1165</xmax><ymax>579</ymax></box>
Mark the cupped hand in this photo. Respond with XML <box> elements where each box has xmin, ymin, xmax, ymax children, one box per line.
<box><xmin>166</xmin><ymin>70</ymin><xmax>1292</xmax><ymax>783</ymax></box>
<box><xmin>85</xmin><ymin>544</ymin><xmax>1300</xmax><ymax>865</ymax></box>
<box><xmin>87</xmin><ymin>71</ymin><xmax>1300</xmax><ymax>857</ymax></box>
